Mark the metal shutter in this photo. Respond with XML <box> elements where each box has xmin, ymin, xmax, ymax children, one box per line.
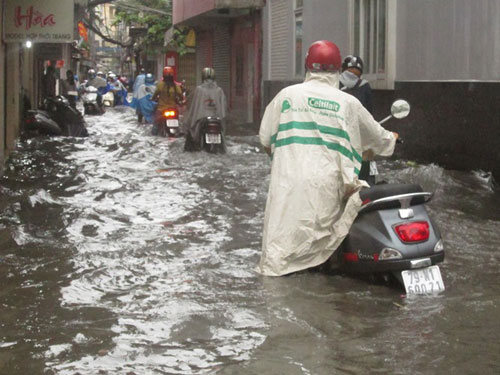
<box><xmin>270</xmin><ymin>0</ymin><xmax>289</xmax><ymax>80</ymax></box>
<box><xmin>213</xmin><ymin>25</ymin><xmax>231</xmax><ymax>98</ymax></box>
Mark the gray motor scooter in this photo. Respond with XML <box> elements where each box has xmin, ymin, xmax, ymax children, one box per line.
<box><xmin>329</xmin><ymin>100</ymin><xmax>445</xmax><ymax>295</ymax></box>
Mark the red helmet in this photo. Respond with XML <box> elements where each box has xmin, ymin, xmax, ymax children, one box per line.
<box><xmin>305</xmin><ymin>40</ymin><xmax>342</xmax><ymax>72</ymax></box>
<box><xmin>163</xmin><ymin>66</ymin><xmax>174</xmax><ymax>76</ymax></box>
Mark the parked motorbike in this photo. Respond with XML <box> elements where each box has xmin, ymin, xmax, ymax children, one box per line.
<box><xmin>82</xmin><ymin>86</ymin><xmax>104</xmax><ymax>115</ymax></box>
<box><xmin>158</xmin><ymin>107</ymin><xmax>182</xmax><ymax>137</ymax></box>
<box><xmin>24</xmin><ymin>96</ymin><xmax>88</xmax><ymax>137</ymax></box>
<box><xmin>327</xmin><ymin>100</ymin><xmax>445</xmax><ymax>295</ymax></box>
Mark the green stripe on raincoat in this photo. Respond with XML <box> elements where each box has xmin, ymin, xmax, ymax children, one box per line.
<box><xmin>270</xmin><ymin>121</ymin><xmax>362</xmax><ymax>174</ymax></box>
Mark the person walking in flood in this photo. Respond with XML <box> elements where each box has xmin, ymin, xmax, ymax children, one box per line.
<box><xmin>258</xmin><ymin>40</ymin><xmax>399</xmax><ymax>276</ymax></box>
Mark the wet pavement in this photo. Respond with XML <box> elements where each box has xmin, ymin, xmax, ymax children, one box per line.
<box><xmin>1</xmin><ymin>107</ymin><xmax>499</xmax><ymax>374</ymax></box>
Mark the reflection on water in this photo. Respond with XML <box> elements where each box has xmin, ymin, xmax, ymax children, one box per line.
<box><xmin>1</xmin><ymin>108</ymin><xmax>499</xmax><ymax>374</ymax></box>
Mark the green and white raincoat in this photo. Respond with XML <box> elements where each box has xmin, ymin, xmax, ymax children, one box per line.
<box><xmin>258</xmin><ymin>71</ymin><xmax>396</xmax><ymax>276</ymax></box>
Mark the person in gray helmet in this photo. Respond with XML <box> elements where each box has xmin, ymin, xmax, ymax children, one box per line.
<box><xmin>85</xmin><ymin>68</ymin><xmax>107</xmax><ymax>109</ymax></box>
<box><xmin>183</xmin><ymin>67</ymin><xmax>227</xmax><ymax>150</ymax></box>
<box><xmin>86</xmin><ymin>69</ymin><xmax>107</xmax><ymax>90</ymax></box>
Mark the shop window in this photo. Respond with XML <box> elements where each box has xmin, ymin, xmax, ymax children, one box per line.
<box><xmin>353</xmin><ymin>0</ymin><xmax>386</xmax><ymax>77</ymax></box>
<box><xmin>294</xmin><ymin>0</ymin><xmax>303</xmax><ymax>77</ymax></box>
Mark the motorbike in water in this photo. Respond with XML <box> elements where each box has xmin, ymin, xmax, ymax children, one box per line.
<box><xmin>200</xmin><ymin>117</ymin><xmax>226</xmax><ymax>153</ymax></box>
<box><xmin>184</xmin><ymin>117</ymin><xmax>226</xmax><ymax>154</ymax></box>
<box><xmin>24</xmin><ymin>96</ymin><xmax>88</xmax><ymax>137</ymax></box>
<box><xmin>82</xmin><ymin>86</ymin><xmax>105</xmax><ymax>115</ymax></box>
<box><xmin>327</xmin><ymin>100</ymin><xmax>445</xmax><ymax>296</ymax></box>
<box><xmin>157</xmin><ymin>107</ymin><xmax>182</xmax><ymax>137</ymax></box>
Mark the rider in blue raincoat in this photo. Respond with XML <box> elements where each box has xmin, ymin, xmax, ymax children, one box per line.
<box><xmin>135</xmin><ymin>73</ymin><xmax>156</xmax><ymax>123</ymax></box>
<box><xmin>130</xmin><ymin>69</ymin><xmax>146</xmax><ymax>107</ymax></box>
<box><xmin>108</xmin><ymin>73</ymin><xmax>128</xmax><ymax>106</ymax></box>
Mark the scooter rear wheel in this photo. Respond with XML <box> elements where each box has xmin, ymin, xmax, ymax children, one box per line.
<box><xmin>158</xmin><ymin>123</ymin><xmax>166</xmax><ymax>137</ymax></box>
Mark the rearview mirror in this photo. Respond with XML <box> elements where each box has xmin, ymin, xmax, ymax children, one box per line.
<box><xmin>391</xmin><ymin>99</ymin><xmax>411</xmax><ymax>119</ymax></box>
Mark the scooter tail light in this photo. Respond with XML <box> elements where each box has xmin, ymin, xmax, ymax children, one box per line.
<box><xmin>343</xmin><ymin>253</ymin><xmax>359</xmax><ymax>262</ymax></box>
<box><xmin>434</xmin><ymin>239</ymin><xmax>444</xmax><ymax>253</ymax></box>
<box><xmin>25</xmin><ymin>116</ymin><xmax>36</xmax><ymax>125</ymax></box>
<box><xmin>394</xmin><ymin>221</ymin><xmax>430</xmax><ymax>243</ymax></box>
<box><xmin>379</xmin><ymin>248</ymin><xmax>403</xmax><ymax>260</ymax></box>
<box><xmin>207</xmin><ymin>124</ymin><xmax>220</xmax><ymax>133</ymax></box>
<box><xmin>163</xmin><ymin>110</ymin><xmax>177</xmax><ymax>118</ymax></box>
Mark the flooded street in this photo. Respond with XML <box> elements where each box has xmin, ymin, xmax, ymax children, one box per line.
<box><xmin>1</xmin><ymin>107</ymin><xmax>499</xmax><ymax>374</ymax></box>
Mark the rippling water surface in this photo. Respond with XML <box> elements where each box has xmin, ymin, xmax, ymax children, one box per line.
<box><xmin>1</xmin><ymin>107</ymin><xmax>499</xmax><ymax>374</ymax></box>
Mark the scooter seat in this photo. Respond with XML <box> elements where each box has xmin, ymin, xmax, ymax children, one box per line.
<box><xmin>359</xmin><ymin>184</ymin><xmax>429</xmax><ymax>212</ymax></box>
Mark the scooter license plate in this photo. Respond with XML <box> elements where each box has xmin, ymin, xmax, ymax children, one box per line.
<box><xmin>402</xmin><ymin>265</ymin><xmax>445</xmax><ymax>295</ymax></box>
<box><xmin>205</xmin><ymin>133</ymin><xmax>221</xmax><ymax>144</ymax></box>
<box><xmin>166</xmin><ymin>119</ymin><xmax>179</xmax><ymax>128</ymax></box>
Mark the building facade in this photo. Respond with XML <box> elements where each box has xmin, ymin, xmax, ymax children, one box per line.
<box><xmin>1</xmin><ymin>1</ymin><xmax>31</xmax><ymax>171</ymax></box>
<box><xmin>92</xmin><ymin>4</ymin><xmax>128</xmax><ymax>76</ymax></box>
<box><xmin>172</xmin><ymin>0</ymin><xmax>265</xmax><ymax>126</ymax></box>
<box><xmin>1</xmin><ymin>0</ymin><xmax>80</xmax><ymax>174</ymax></box>
<box><xmin>262</xmin><ymin>0</ymin><xmax>500</xmax><ymax>178</ymax></box>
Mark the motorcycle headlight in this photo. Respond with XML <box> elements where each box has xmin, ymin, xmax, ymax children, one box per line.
<box><xmin>434</xmin><ymin>239</ymin><xmax>444</xmax><ymax>253</ymax></box>
<box><xmin>379</xmin><ymin>248</ymin><xmax>403</xmax><ymax>260</ymax></box>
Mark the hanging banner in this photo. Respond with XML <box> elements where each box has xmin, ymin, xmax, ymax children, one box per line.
<box><xmin>77</xmin><ymin>21</ymin><xmax>88</xmax><ymax>42</ymax></box>
<box><xmin>3</xmin><ymin>0</ymin><xmax>74</xmax><ymax>43</ymax></box>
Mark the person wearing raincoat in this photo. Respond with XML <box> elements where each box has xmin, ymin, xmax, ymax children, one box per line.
<box><xmin>258</xmin><ymin>40</ymin><xmax>399</xmax><ymax>277</ymax></box>
<box><xmin>108</xmin><ymin>73</ymin><xmax>128</xmax><ymax>106</ymax></box>
<box><xmin>130</xmin><ymin>69</ymin><xmax>146</xmax><ymax>109</ymax></box>
<box><xmin>85</xmin><ymin>69</ymin><xmax>108</xmax><ymax>109</ymax></box>
<box><xmin>183</xmin><ymin>67</ymin><xmax>227</xmax><ymax>151</ymax></box>
<box><xmin>151</xmin><ymin>66</ymin><xmax>184</xmax><ymax>136</ymax></box>
<box><xmin>135</xmin><ymin>73</ymin><xmax>157</xmax><ymax>124</ymax></box>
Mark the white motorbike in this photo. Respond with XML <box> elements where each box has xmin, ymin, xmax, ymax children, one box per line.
<box><xmin>82</xmin><ymin>86</ymin><xmax>105</xmax><ymax>115</ymax></box>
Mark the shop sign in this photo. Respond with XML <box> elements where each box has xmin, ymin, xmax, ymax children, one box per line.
<box><xmin>3</xmin><ymin>0</ymin><xmax>74</xmax><ymax>43</ymax></box>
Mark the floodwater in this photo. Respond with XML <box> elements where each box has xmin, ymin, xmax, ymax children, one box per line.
<box><xmin>1</xmin><ymin>107</ymin><xmax>499</xmax><ymax>375</ymax></box>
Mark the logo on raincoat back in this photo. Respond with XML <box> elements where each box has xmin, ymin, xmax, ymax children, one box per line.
<box><xmin>281</xmin><ymin>98</ymin><xmax>292</xmax><ymax>113</ymax></box>
<box><xmin>308</xmin><ymin>97</ymin><xmax>340</xmax><ymax>112</ymax></box>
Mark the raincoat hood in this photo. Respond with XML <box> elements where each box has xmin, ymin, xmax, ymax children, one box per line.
<box><xmin>132</xmin><ymin>74</ymin><xmax>146</xmax><ymax>99</ymax></box>
<box><xmin>201</xmin><ymin>79</ymin><xmax>217</xmax><ymax>88</ymax></box>
<box><xmin>305</xmin><ymin>71</ymin><xmax>340</xmax><ymax>89</ymax></box>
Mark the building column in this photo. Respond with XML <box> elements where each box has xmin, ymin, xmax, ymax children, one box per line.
<box><xmin>22</xmin><ymin>44</ymin><xmax>35</xmax><ymax>111</ymax></box>
<box><xmin>0</xmin><ymin>2</ymin><xmax>6</xmax><ymax>169</ymax></box>
<box><xmin>5</xmin><ymin>43</ymin><xmax>22</xmax><ymax>153</ymax></box>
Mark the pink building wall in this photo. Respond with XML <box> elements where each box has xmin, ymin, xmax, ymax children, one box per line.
<box><xmin>173</xmin><ymin>0</ymin><xmax>215</xmax><ymax>25</ymax></box>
